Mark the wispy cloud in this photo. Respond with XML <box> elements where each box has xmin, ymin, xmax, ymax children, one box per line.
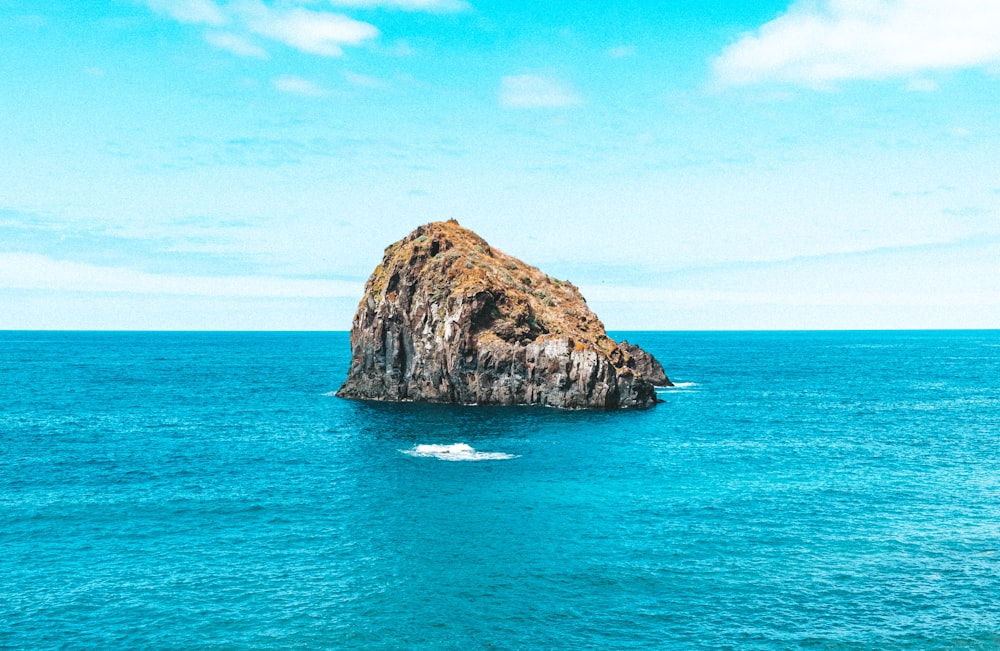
<box><xmin>204</xmin><ymin>31</ymin><xmax>268</xmax><ymax>58</ymax></box>
<box><xmin>583</xmin><ymin>285</ymin><xmax>999</xmax><ymax>308</ymax></box>
<box><xmin>0</xmin><ymin>253</ymin><xmax>361</xmax><ymax>298</ymax></box>
<box><xmin>142</xmin><ymin>0</ymin><xmax>380</xmax><ymax>57</ymax></box>
<box><xmin>580</xmin><ymin>236</ymin><xmax>1000</xmax><ymax>329</ymax></box>
<box><xmin>141</xmin><ymin>0</ymin><xmax>468</xmax><ymax>59</ymax></box>
<box><xmin>343</xmin><ymin>70</ymin><xmax>388</xmax><ymax>87</ymax></box>
<box><xmin>274</xmin><ymin>75</ymin><xmax>329</xmax><ymax>96</ymax></box>
<box><xmin>328</xmin><ymin>0</ymin><xmax>470</xmax><ymax>12</ymax></box>
<box><xmin>713</xmin><ymin>0</ymin><xmax>1000</xmax><ymax>87</ymax></box>
<box><xmin>242</xmin><ymin>3</ymin><xmax>379</xmax><ymax>57</ymax></box>
<box><xmin>144</xmin><ymin>0</ymin><xmax>227</xmax><ymax>25</ymax></box>
<box><xmin>498</xmin><ymin>74</ymin><xmax>583</xmax><ymax>108</ymax></box>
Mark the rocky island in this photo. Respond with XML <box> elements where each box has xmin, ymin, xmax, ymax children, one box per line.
<box><xmin>337</xmin><ymin>220</ymin><xmax>671</xmax><ymax>409</ymax></box>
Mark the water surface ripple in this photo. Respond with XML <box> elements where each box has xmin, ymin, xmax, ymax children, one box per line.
<box><xmin>2</xmin><ymin>331</ymin><xmax>999</xmax><ymax>649</ymax></box>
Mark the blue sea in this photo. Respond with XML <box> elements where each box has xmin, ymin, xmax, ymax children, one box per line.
<box><xmin>2</xmin><ymin>330</ymin><xmax>1000</xmax><ymax>649</ymax></box>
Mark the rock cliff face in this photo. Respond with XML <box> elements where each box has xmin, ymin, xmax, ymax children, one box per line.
<box><xmin>337</xmin><ymin>220</ymin><xmax>671</xmax><ymax>409</ymax></box>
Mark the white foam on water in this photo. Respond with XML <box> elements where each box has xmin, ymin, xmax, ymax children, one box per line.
<box><xmin>657</xmin><ymin>382</ymin><xmax>697</xmax><ymax>391</ymax></box>
<box><xmin>401</xmin><ymin>443</ymin><xmax>517</xmax><ymax>461</ymax></box>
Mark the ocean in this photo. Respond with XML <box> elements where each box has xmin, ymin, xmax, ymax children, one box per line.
<box><xmin>2</xmin><ymin>330</ymin><xmax>999</xmax><ymax>649</ymax></box>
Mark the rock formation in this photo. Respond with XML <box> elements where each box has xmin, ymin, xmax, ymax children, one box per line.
<box><xmin>337</xmin><ymin>220</ymin><xmax>671</xmax><ymax>409</ymax></box>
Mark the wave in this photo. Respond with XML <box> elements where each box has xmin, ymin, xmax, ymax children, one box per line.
<box><xmin>657</xmin><ymin>382</ymin><xmax>697</xmax><ymax>390</ymax></box>
<box><xmin>401</xmin><ymin>443</ymin><xmax>517</xmax><ymax>461</ymax></box>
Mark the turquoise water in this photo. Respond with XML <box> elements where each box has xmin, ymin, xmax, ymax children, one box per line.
<box><xmin>2</xmin><ymin>331</ymin><xmax>1000</xmax><ymax>649</ymax></box>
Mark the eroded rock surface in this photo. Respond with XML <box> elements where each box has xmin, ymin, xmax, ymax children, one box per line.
<box><xmin>337</xmin><ymin>220</ymin><xmax>671</xmax><ymax>409</ymax></box>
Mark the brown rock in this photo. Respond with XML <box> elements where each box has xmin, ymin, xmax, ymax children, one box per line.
<box><xmin>336</xmin><ymin>220</ymin><xmax>671</xmax><ymax>409</ymax></box>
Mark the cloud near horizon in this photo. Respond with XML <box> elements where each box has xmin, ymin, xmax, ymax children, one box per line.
<box><xmin>0</xmin><ymin>253</ymin><xmax>361</xmax><ymax>298</ymax></box>
<box><xmin>713</xmin><ymin>0</ymin><xmax>1000</xmax><ymax>87</ymax></box>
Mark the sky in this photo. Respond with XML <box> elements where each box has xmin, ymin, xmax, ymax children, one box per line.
<box><xmin>1</xmin><ymin>0</ymin><xmax>998</xmax><ymax>330</ymax></box>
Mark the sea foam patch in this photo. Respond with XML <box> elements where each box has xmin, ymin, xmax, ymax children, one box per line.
<box><xmin>657</xmin><ymin>382</ymin><xmax>697</xmax><ymax>391</ymax></box>
<box><xmin>402</xmin><ymin>443</ymin><xmax>517</xmax><ymax>461</ymax></box>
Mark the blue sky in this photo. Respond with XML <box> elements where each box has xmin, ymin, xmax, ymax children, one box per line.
<box><xmin>1</xmin><ymin>0</ymin><xmax>997</xmax><ymax>330</ymax></box>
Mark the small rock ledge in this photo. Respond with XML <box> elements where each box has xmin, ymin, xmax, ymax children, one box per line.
<box><xmin>337</xmin><ymin>220</ymin><xmax>671</xmax><ymax>409</ymax></box>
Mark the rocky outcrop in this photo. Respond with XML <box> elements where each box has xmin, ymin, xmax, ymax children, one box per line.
<box><xmin>337</xmin><ymin>220</ymin><xmax>671</xmax><ymax>409</ymax></box>
<box><xmin>616</xmin><ymin>341</ymin><xmax>669</xmax><ymax>386</ymax></box>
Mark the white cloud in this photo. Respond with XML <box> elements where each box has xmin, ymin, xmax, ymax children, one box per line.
<box><xmin>713</xmin><ymin>0</ymin><xmax>1000</xmax><ymax>87</ymax></box>
<box><xmin>204</xmin><ymin>31</ymin><xmax>269</xmax><ymax>58</ymax></box>
<box><xmin>242</xmin><ymin>3</ymin><xmax>380</xmax><ymax>57</ymax></box>
<box><xmin>274</xmin><ymin>75</ymin><xmax>329</xmax><ymax>96</ymax></box>
<box><xmin>144</xmin><ymin>0</ymin><xmax>227</xmax><ymax>25</ymax></box>
<box><xmin>580</xmin><ymin>237</ymin><xmax>1000</xmax><ymax>329</ymax></box>
<box><xmin>143</xmin><ymin>0</ymin><xmax>381</xmax><ymax>57</ymax></box>
<box><xmin>328</xmin><ymin>0</ymin><xmax>469</xmax><ymax>11</ymax></box>
<box><xmin>0</xmin><ymin>253</ymin><xmax>360</xmax><ymax>298</ymax></box>
<box><xmin>498</xmin><ymin>74</ymin><xmax>583</xmax><ymax>108</ymax></box>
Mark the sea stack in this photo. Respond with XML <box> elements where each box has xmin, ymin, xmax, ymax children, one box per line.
<box><xmin>337</xmin><ymin>220</ymin><xmax>671</xmax><ymax>409</ymax></box>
